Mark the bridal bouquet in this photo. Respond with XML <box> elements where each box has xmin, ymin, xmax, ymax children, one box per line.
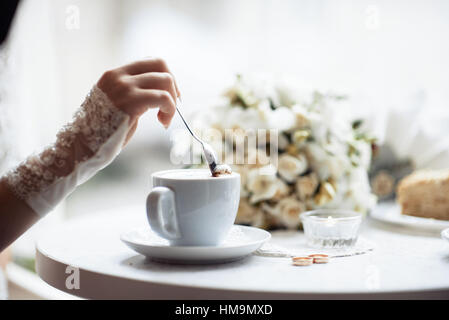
<box><xmin>172</xmin><ymin>75</ymin><xmax>377</xmax><ymax>230</ymax></box>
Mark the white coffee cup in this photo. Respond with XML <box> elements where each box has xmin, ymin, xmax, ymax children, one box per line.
<box><xmin>146</xmin><ymin>169</ymin><xmax>240</xmax><ymax>246</ymax></box>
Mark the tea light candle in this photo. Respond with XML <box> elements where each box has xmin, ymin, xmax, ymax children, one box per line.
<box><xmin>300</xmin><ymin>210</ymin><xmax>362</xmax><ymax>249</ymax></box>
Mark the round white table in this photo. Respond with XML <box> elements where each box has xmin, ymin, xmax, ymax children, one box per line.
<box><xmin>35</xmin><ymin>206</ymin><xmax>449</xmax><ymax>299</ymax></box>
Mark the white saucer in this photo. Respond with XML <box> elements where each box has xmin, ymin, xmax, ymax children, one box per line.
<box><xmin>121</xmin><ymin>225</ymin><xmax>271</xmax><ymax>264</ymax></box>
<box><xmin>442</xmin><ymin>228</ymin><xmax>449</xmax><ymax>243</ymax></box>
<box><xmin>371</xmin><ymin>202</ymin><xmax>449</xmax><ymax>232</ymax></box>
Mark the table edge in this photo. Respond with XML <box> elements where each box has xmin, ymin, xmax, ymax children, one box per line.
<box><xmin>35</xmin><ymin>246</ymin><xmax>449</xmax><ymax>300</ymax></box>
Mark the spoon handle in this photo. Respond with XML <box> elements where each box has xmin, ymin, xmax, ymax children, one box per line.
<box><xmin>176</xmin><ymin>98</ymin><xmax>203</xmax><ymax>145</ymax></box>
<box><xmin>175</xmin><ymin>98</ymin><xmax>218</xmax><ymax>175</ymax></box>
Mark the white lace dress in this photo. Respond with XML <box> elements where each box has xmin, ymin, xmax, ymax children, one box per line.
<box><xmin>1</xmin><ymin>86</ymin><xmax>129</xmax><ymax>216</ymax></box>
<box><xmin>0</xmin><ymin>51</ymin><xmax>130</xmax><ymax>299</ymax></box>
<box><xmin>0</xmin><ymin>86</ymin><xmax>130</xmax><ymax>300</ymax></box>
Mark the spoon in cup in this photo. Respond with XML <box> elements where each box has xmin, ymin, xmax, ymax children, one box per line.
<box><xmin>175</xmin><ymin>98</ymin><xmax>231</xmax><ymax>177</ymax></box>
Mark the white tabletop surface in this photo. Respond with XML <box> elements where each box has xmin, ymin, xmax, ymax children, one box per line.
<box><xmin>35</xmin><ymin>205</ymin><xmax>449</xmax><ymax>299</ymax></box>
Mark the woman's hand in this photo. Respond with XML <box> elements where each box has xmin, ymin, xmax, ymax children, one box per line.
<box><xmin>0</xmin><ymin>58</ymin><xmax>183</xmax><ymax>250</ymax></box>
<box><xmin>97</xmin><ymin>58</ymin><xmax>181</xmax><ymax>144</ymax></box>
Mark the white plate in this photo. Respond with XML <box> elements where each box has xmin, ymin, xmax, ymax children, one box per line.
<box><xmin>442</xmin><ymin>228</ymin><xmax>449</xmax><ymax>243</ymax></box>
<box><xmin>371</xmin><ymin>202</ymin><xmax>449</xmax><ymax>232</ymax></box>
<box><xmin>121</xmin><ymin>225</ymin><xmax>271</xmax><ymax>264</ymax></box>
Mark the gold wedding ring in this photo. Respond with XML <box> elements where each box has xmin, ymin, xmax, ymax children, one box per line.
<box><xmin>308</xmin><ymin>254</ymin><xmax>330</xmax><ymax>264</ymax></box>
<box><xmin>292</xmin><ymin>254</ymin><xmax>330</xmax><ymax>266</ymax></box>
<box><xmin>292</xmin><ymin>256</ymin><xmax>314</xmax><ymax>266</ymax></box>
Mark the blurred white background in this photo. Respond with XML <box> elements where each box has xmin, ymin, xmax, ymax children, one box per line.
<box><xmin>2</xmin><ymin>0</ymin><xmax>449</xmax><ymax>258</ymax></box>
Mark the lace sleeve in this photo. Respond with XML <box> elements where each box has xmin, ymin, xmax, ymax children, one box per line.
<box><xmin>1</xmin><ymin>85</ymin><xmax>130</xmax><ymax>216</ymax></box>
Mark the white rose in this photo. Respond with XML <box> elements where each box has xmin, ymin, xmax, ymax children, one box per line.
<box><xmin>266</xmin><ymin>106</ymin><xmax>296</xmax><ymax>131</ymax></box>
<box><xmin>271</xmin><ymin>178</ymin><xmax>290</xmax><ymax>202</ymax></box>
<box><xmin>296</xmin><ymin>172</ymin><xmax>319</xmax><ymax>201</ymax></box>
<box><xmin>313</xmin><ymin>182</ymin><xmax>337</xmax><ymax>206</ymax></box>
<box><xmin>271</xmin><ymin>197</ymin><xmax>306</xmax><ymax>230</ymax></box>
<box><xmin>236</xmin><ymin>198</ymin><xmax>266</xmax><ymax>228</ymax></box>
<box><xmin>247</xmin><ymin>167</ymin><xmax>284</xmax><ymax>203</ymax></box>
<box><xmin>306</xmin><ymin>143</ymin><xmax>342</xmax><ymax>181</ymax></box>
<box><xmin>346</xmin><ymin>167</ymin><xmax>377</xmax><ymax>212</ymax></box>
<box><xmin>241</xmin><ymin>108</ymin><xmax>267</xmax><ymax>130</ymax></box>
<box><xmin>327</xmin><ymin>155</ymin><xmax>349</xmax><ymax>180</ymax></box>
<box><xmin>257</xmin><ymin>99</ymin><xmax>272</xmax><ymax>115</ymax></box>
<box><xmin>220</xmin><ymin>107</ymin><xmax>266</xmax><ymax>132</ymax></box>
<box><xmin>274</xmin><ymin>83</ymin><xmax>298</xmax><ymax>108</ymax></box>
<box><xmin>277</xmin><ymin>154</ymin><xmax>308</xmax><ymax>183</ymax></box>
<box><xmin>291</xmin><ymin>104</ymin><xmax>311</xmax><ymax>128</ymax></box>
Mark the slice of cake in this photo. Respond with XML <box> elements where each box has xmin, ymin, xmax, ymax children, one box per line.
<box><xmin>397</xmin><ymin>170</ymin><xmax>449</xmax><ymax>221</ymax></box>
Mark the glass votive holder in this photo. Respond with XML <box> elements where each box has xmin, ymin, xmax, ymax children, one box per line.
<box><xmin>300</xmin><ymin>209</ymin><xmax>362</xmax><ymax>249</ymax></box>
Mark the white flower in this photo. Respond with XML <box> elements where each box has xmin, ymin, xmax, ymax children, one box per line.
<box><xmin>268</xmin><ymin>197</ymin><xmax>306</xmax><ymax>230</ymax></box>
<box><xmin>306</xmin><ymin>143</ymin><xmax>347</xmax><ymax>181</ymax></box>
<box><xmin>247</xmin><ymin>168</ymin><xmax>277</xmax><ymax>203</ymax></box>
<box><xmin>274</xmin><ymin>82</ymin><xmax>300</xmax><ymax>108</ymax></box>
<box><xmin>291</xmin><ymin>104</ymin><xmax>311</xmax><ymax>128</ymax></box>
<box><xmin>172</xmin><ymin>75</ymin><xmax>377</xmax><ymax>229</ymax></box>
<box><xmin>313</xmin><ymin>181</ymin><xmax>337</xmax><ymax>206</ymax></box>
<box><xmin>247</xmin><ymin>167</ymin><xmax>286</xmax><ymax>203</ymax></box>
<box><xmin>217</xmin><ymin>107</ymin><xmax>266</xmax><ymax>132</ymax></box>
<box><xmin>266</xmin><ymin>107</ymin><xmax>296</xmax><ymax>131</ymax></box>
<box><xmin>345</xmin><ymin>167</ymin><xmax>377</xmax><ymax>212</ymax></box>
<box><xmin>351</xmin><ymin>139</ymin><xmax>372</xmax><ymax>170</ymax></box>
<box><xmin>327</xmin><ymin>155</ymin><xmax>349</xmax><ymax>180</ymax></box>
<box><xmin>296</xmin><ymin>172</ymin><xmax>319</xmax><ymax>201</ymax></box>
<box><xmin>235</xmin><ymin>198</ymin><xmax>266</xmax><ymax>228</ymax></box>
<box><xmin>271</xmin><ymin>178</ymin><xmax>290</xmax><ymax>202</ymax></box>
<box><xmin>277</xmin><ymin>154</ymin><xmax>308</xmax><ymax>183</ymax></box>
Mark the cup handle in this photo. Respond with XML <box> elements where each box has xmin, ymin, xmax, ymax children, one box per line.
<box><xmin>146</xmin><ymin>186</ymin><xmax>181</xmax><ymax>240</ymax></box>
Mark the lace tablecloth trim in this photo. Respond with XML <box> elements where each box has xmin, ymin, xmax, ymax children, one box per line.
<box><xmin>254</xmin><ymin>237</ymin><xmax>376</xmax><ymax>258</ymax></box>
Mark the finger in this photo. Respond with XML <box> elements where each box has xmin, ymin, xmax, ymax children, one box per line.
<box><xmin>128</xmin><ymin>89</ymin><xmax>176</xmax><ymax>126</ymax></box>
<box><xmin>123</xmin><ymin>58</ymin><xmax>169</xmax><ymax>76</ymax></box>
<box><xmin>173</xmin><ymin>79</ymin><xmax>181</xmax><ymax>98</ymax></box>
<box><xmin>131</xmin><ymin>72</ymin><xmax>178</xmax><ymax>103</ymax></box>
<box><xmin>123</xmin><ymin>58</ymin><xmax>181</xmax><ymax>97</ymax></box>
<box><xmin>158</xmin><ymin>109</ymin><xmax>174</xmax><ymax>128</ymax></box>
